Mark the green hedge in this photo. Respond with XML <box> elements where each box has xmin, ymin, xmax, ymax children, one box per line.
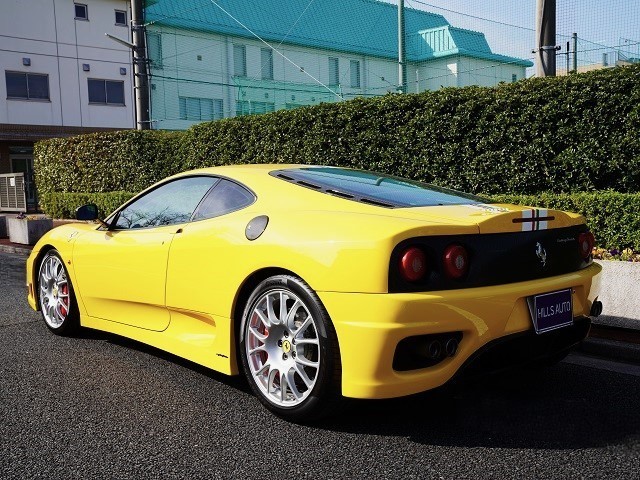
<box><xmin>34</xmin><ymin>130</ymin><xmax>182</xmax><ymax>196</ymax></box>
<box><xmin>40</xmin><ymin>190</ymin><xmax>640</xmax><ymax>252</ymax></box>
<box><xmin>490</xmin><ymin>191</ymin><xmax>640</xmax><ymax>251</ymax></box>
<box><xmin>35</xmin><ymin>64</ymin><xmax>640</xmax><ymax>197</ymax></box>
<box><xmin>38</xmin><ymin>192</ymin><xmax>135</xmax><ymax>220</ymax></box>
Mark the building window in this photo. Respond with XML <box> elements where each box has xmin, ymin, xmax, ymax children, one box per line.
<box><xmin>179</xmin><ymin>97</ymin><xmax>223</xmax><ymax>121</ymax></box>
<box><xmin>88</xmin><ymin>79</ymin><xmax>125</xmax><ymax>105</ymax></box>
<box><xmin>233</xmin><ymin>45</ymin><xmax>246</xmax><ymax>77</ymax></box>
<box><xmin>261</xmin><ymin>48</ymin><xmax>273</xmax><ymax>80</ymax></box>
<box><xmin>74</xmin><ymin>3</ymin><xmax>88</xmax><ymax>20</ymax></box>
<box><xmin>512</xmin><ymin>73</ymin><xmax>518</xmax><ymax>83</ymax></box>
<box><xmin>350</xmin><ymin>60</ymin><xmax>361</xmax><ymax>88</ymax></box>
<box><xmin>236</xmin><ymin>100</ymin><xmax>275</xmax><ymax>117</ymax></box>
<box><xmin>147</xmin><ymin>33</ymin><xmax>163</xmax><ymax>69</ymax></box>
<box><xmin>115</xmin><ymin>10</ymin><xmax>127</xmax><ymax>26</ymax></box>
<box><xmin>5</xmin><ymin>72</ymin><xmax>50</xmax><ymax>100</ymax></box>
<box><xmin>329</xmin><ymin>57</ymin><xmax>339</xmax><ymax>86</ymax></box>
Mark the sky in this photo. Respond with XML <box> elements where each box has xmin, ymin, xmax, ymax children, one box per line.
<box><xmin>385</xmin><ymin>0</ymin><xmax>640</xmax><ymax>74</ymax></box>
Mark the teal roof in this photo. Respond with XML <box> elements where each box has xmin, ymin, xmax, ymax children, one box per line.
<box><xmin>145</xmin><ymin>0</ymin><xmax>532</xmax><ymax>66</ymax></box>
<box><xmin>409</xmin><ymin>26</ymin><xmax>532</xmax><ymax>66</ymax></box>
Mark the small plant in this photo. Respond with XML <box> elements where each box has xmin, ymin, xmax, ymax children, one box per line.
<box><xmin>593</xmin><ymin>247</ymin><xmax>640</xmax><ymax>262</ymax></box>
<box><xmin>15</xmin><ymin>213</ymin><xmax>44</xmax><ymax>220</ymax></box>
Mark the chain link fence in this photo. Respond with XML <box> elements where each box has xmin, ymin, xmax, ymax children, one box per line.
<box><xmin>144</xmin><ymin>0</ymin><xmax>639</xmax><ymax>128</ymax></box>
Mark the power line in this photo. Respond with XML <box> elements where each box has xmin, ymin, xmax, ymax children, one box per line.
<box><xmin>409</xmin><ymin>0</ymin><xmax>534</xmax><ymax>32</ymax></box>
<box><xmin>206</xmin><ymin>0</ymin><xmax>342</xmax><ymax>100</ymax></box>
<box><xmin>257</xmin><ymin>0</ymin><xmax>317</xmax><ymax>80</ymax></box>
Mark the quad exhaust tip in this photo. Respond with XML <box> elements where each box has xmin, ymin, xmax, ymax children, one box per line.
<box><xmin>426</xmin><ymin>337</ymin><xmax>459</xmax><ymax>360</ymax></box>
<box><xmin>394</xmin><ymin>332</ymin><xmax>462</xmax><ymax>371</ymax></box>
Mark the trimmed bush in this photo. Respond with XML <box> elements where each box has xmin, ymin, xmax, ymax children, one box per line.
<box><xmin>38</xmin><ymin>192</ymin><xmax>135</xmax><ymax>220</ymax></box>
<box><xmin>490</xmin><ymin>191</ymin><xmax>640</xmax><ymax>251</ymax></box>
<box><xmin>34</xmin><ymin>130</ymin><xmax>181</xmax><ymax>195</ymax></box>
<box><xmin>35</xmin><ymin>64</ymin><xmax>640</xmax><ymax>197</ymax></box>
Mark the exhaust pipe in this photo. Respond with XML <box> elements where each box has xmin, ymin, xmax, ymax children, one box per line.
<box><xmin>427</xmin><ymin>340</ymin><xmax>442</xmax><ymax>360</ymax></box>
<box><xmin>444</xmin><ymin>338</ymin><xmax>458</xmax><ymax>357</ymax></box>
<box><xmin>590</xmin><ymin>300</ymin><xmax>603</xmax><ymax>317</ymax></box>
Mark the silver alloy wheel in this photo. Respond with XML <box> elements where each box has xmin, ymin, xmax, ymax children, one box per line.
<box><xmin>245</xmin><ymin>288</ymin><xmax>321</xmax><ymax>407</ymax></box>
<box><xmin>38</xmin><ymin>254</ymin><xmax>71</xmax><ymax>329</ymax></box>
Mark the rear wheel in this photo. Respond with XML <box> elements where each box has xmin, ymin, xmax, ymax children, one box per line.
<box><xmin>239</xmin><ymin>275</ymin><xmax>341</xmax><ymax>421</ymax></box>
<box><xmin>38</xmin><ymin>250</ymin><xmax>79</xmax><ymax>335</ymax></box>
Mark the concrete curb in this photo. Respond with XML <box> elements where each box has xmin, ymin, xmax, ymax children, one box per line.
<box><xmin>579</xmin><ymin>337</ymin><xmax>640</xmax><ymax>364</ymax></box>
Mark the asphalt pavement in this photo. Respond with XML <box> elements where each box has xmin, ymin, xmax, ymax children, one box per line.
<box><xmin>1</xmin><ymin>252</ymin><xmax>639</xmax><ymax>479</ymax></box>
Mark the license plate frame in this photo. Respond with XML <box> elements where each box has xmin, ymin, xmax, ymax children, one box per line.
<box><xmin>527</xmin><ymin>289</ymin><xmax>573</xmax><ymax>334</ymax></box>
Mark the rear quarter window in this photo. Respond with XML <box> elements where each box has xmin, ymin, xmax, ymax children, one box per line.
<box><xmin>192</xmin><ymin>178</ymin><xmax>255</xmax><ymax>220</ymax></box>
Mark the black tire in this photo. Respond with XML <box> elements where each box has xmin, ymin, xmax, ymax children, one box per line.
<box><xmin>238</xmin><ymin>275</ymin><xmax>341</xmax><ymax>422</ymax></box>
<box><xmin>37</xmin><ymin>250</ymin><xmax>80</xmax><ymax>335</ymax></box>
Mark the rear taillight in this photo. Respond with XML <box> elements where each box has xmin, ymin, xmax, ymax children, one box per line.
<box><xmin>578</xmin><ymin>232</ymin><xmax>595</xmax><ymax>259</ymax></box>
<box><xmin>443</xmin><ymin>244</ymin><xmax>469</xmax><ymax>279</ymax></box>
<box><xmin>399</xmin><ymin>247</ymin><xmax>427</xmax><ymax>282</ymax></box>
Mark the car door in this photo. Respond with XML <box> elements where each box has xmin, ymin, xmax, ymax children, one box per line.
<box><xmin>166</xmin><ymin>178</ymin><xmax>256</xmax><ymax>316</ymax></box>
<box><xmin>72</xmin><ymin>176</ymin><xmax>218</xmax><ymax>331</ymax></box>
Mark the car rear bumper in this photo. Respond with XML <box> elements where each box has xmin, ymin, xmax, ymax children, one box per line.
<box><xmin>318</xmin><ymin>262</ymin><xmax>601</xmax><ymax>399</ymax></box>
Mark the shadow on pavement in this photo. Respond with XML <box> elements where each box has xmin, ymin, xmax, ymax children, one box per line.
<box><xmin>73</xmin><ymin>326</ymin><xmax>640</xmax><ymax>450</ymax></box>
<box><xmin>321</xmin><ymin>364</ymin><xmax>640</xmax><ymax>449</ymax></box>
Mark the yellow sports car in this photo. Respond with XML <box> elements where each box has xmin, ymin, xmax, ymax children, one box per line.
<box><xmin>27</xmin><ymin>165</ymin><xmax>602</xmax><ymax>421</ymax></box>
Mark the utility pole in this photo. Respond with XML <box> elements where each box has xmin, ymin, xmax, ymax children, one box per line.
<box><xmin>398</xmin><ymin>0</ymin><xmax>407</xmax><ymax>93</ymax></box>
<box><xmin>535</xmin><ymin>0</ymin><xmax>559</xmax><ymax>77</ymax></box>
<box><xmin>131</xmin><ymin>0</ymin><xmax>150</xmax><ymax>129</ymax></box>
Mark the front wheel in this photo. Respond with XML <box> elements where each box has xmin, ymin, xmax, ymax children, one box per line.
<box><xmin>37</xmin><ymin>250</ymin><xmax>79</xmax><ymax>335</ymax></box>
<box><xmin>239</xmin><ymin>275</ymin><xmax>341</xmax><ymax>421</ymax></box>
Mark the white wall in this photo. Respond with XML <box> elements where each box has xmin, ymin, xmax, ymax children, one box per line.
<box><xmin>456</xmin><ymin>57</ymin><xmax>527</xmax><ymax>87</ymax></box>
<box><xmin>0</xmin><ymin>0</ymin><xmax>134</xmax><ymax>129</ymax></box>
<box><xmin>417</xmin><ymin>59</ymin><xmax>459</xmax><ymax>90</ymax></box>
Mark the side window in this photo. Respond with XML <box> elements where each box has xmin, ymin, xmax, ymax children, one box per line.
<box><xmin>233</xmin><ymin>44</ymin><xmax>247</xmax><ymax>77</ymax></box>
<box><xmin>115</xmin><ymin>10</ymin><xmax>127</xmax><ymax>26</ymax></box>
<box><xmin>193</xmin><ymin>179</ymin><xmax>255</xmax><ymax>221</ymax></box>
<box><xmin>350</xmin><ymin>60</ymin><xmax>361</xmax><ymax>88</ymax></box>
<box><xmin>147</xmin><ymin>32</ymin><xmax>163</xmax><ymax>69</ymax></box>
<box><xmin>113</xmin><ymin>176</ymin><xmax>217</xmax><ymax>229</ymax></box>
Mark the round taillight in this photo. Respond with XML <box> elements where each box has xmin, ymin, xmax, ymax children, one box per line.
<box><xmin>578</xmin><ymin>232</ymin><xmax>595</xmax><ymax>259</ymax></box>
<box><xmin>443</xmin><ymin>244</ymin><xmax>469</xmax><ymax>279</ymax></box>
<box><xmin>399</xmin><ymin>247</ymin><xmax>427</xmax><ymax>282</ymax></box>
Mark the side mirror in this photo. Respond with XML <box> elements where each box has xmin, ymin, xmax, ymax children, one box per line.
<box><xmin>76</xmin><ymin>203</ymin><xmax>99</xmax><ymax>221</ymax></box>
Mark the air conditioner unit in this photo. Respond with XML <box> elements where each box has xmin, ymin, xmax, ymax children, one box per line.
<box><xmin>0</xmin><ymin>173</ymin><xmax>27</xmax><ymax>213</ymax></box>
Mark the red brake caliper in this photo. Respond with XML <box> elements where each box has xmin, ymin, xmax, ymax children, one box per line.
<box><xmin>60</xmin><ymin>284</ymin><xmax>68</xmax><ymax>316</ymax></box>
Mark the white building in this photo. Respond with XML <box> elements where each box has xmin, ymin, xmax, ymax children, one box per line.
<box><xmin>0</xmin><ymin>0</ymin><xmax>135</xmax><ymax>209</ymax></box>
<box><xmin>145</xmin><ymin>0</ymin><xmax>532</xmax><ymax>130</ymax></box>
